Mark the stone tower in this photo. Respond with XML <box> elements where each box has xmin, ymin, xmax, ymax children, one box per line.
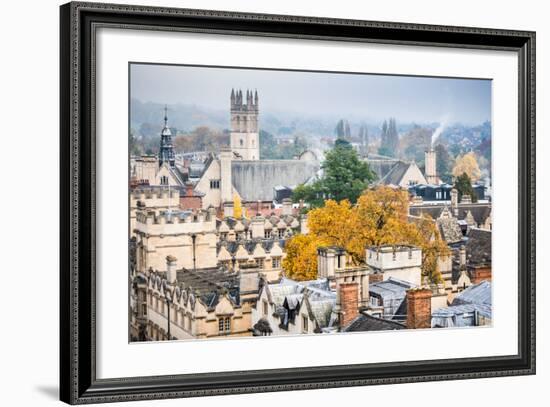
<box><xmin>159</xmin><ymin>105</ymin><xmax>175</xmax><ymax>167</ymax></box>
<box><xmin>230</xmin><ymin>89</ymin><xmax>259</xmax><ymax>160</ymax></box>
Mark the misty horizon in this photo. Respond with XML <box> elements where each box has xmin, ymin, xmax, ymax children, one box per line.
<box><xmin>131</xmin><ymin>63</ymin><xmax>492</xmax><ymax>127</ymax></box>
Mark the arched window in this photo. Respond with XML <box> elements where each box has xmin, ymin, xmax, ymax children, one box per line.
<box><xmin>240</xmin><ymin>139</ymin><xmax>243</xmax><ymax>146</ymax></box>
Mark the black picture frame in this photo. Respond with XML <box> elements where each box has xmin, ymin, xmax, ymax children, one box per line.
<box><xmin>60</xmin><ymin>2</ymin><xmax>536</xmax><ymax>404</ymax></box>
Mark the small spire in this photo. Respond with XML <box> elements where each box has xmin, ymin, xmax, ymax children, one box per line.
<box><xmin>163</xmin><ymin>105</ymin><xmax>168</xmax><ymax>128</ymax></box>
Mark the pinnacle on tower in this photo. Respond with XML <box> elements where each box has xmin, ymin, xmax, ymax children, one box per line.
<box><xmin>159</xmin><ymin>105</ymin><xmax>175</xmax><ymax>168</ymax></box>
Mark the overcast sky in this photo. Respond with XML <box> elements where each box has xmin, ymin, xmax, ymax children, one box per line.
<box><xmin>130</xmin><ymin>63</ymin><xmax>491</xmax><ymax>125</ymax></box>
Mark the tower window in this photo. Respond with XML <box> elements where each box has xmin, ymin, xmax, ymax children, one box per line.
<box><xmin>210</xmin><ymin>179</ymin><xmax>220</xmax><ymax>189</ymax></box>
<box><xmin>240</xmin><ymin>139</ymin><xmax>243</xmax><ymax>147</ymax></box>
<box><xmin>160</xmin><ymin>176</ymin><xmax>169</xmax><ymax>185</ymax></box>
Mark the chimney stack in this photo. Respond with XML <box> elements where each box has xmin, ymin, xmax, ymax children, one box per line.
<box><xmin>451</xmin><ymin>188</ymin><xmax>459</xmax><ymax>216</ymax></box>
<box><xmin>459</xmin><ymin>245</ymin><xmax>466</xmax><ymax>268</ymax></box>
<box><xmin>406</xmin><ymin>288</ymin><xmax>432</xmax><ymax>329</ymax></box>
<box><xmin>425</xmin><ymin>149</ymin><xmax>437</xmax><ymax>184</ymax></box>
<box><xmin>219</xmin><ymin>147</ymin><xmax>233</xmax><ymax>205</ymax></box>
<box><xmin>166</xmin><ymin>255</ymin><xmax>177</xmax><ymax>284</ymax></box>
<box><xmin>339</xmin><ymin>282</ymin><xmax>359</xmax><ymax>328</ymax></box>
<box><xmin>185</xmin><ymin>181</ymin><xmax>194</xmax><ymax>197</ymax></box>
<box><xmin>282</xmin><ymin>198</ymin><xmax>293</xmax><ymax>216</ymax></box>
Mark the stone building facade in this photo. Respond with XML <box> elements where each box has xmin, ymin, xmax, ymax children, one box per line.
<box><xmin>365</xmin><ymin>245</ymin><xmax>423</xmax><ymax>287</ymax></box>
<box><xmin>133</xmin><ymin>203</ymin><xmax>305</xmax><ymax>281</ymax></box>
<box><xmin>134</xmin><ymin>263</ymin><xmax>255</xmax><ymax>341</ymax></box>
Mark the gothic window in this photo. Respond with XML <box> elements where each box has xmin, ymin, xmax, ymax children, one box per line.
<box><xmin>160</xmin><ymin>176</ymin><xmax>169</xmax><ymax>185</ymax></box>
<box><xmin>302</xmin><ymin>315</ymin><xmax>308</xmax><ymax>333</ymax></box>
<box><xmin>264</xmin><ymin>230</ymin><xmax>272</xmax><ymax>239</ymax></box>
<box><xmin>240</xmin><ymin>139</ymin><xmax>243</xmax><ymax>147</ymax></box>
<box><xmin>278</xmin><ymin>229</ymin><xmax>285</xmax><ymax>239</ymax></box>
<box><xmin>263</xmin><ymin>300</ymin><xmax>269</xmax><ymax>316</ymax></box>
<box><xmin>218</xmin><ymin>317</ymin><xmax>231</xmax><ymax>334</ymax></box>
<box><xmin>272</xmin><ymin>257</ymin><xmax>281</xmax><ymax>269</ymax></box>
<box><xmin>210</xmin><ymin>179</ymin><xmax>220</xmax><ymax>189</ymax></box>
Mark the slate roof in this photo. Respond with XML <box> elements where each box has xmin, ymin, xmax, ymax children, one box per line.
<box><xmin>464</xmin><ymin>228</ymin><xmax>492</xmax><ymax>266</ymax></box>
<box><xmin>431</xmin><ymin>303</ymin><xmax>492</xmax><ymax>328</ymax></box>
<box><xmin>409</xmin><ymin>203</ymin><xmax>491</xmax><ymax>226</ymax></box>
<box><xmin>364</xmin><ymin>155</ymin><xmax>401</xmax><ymax>181</ymax></box>
<box><xmin>369</xmin><ymin>278</ymin><xmax>416</xmax><ymax>320</ymax></box>
<box><xmin>218</xmin><ymin>215</ymin><xmax>300</xmax><ymax>231</ymax></box>
<box><xmin>437</xmin><ymin>216</ymin><xmax>464</xmax><ymax>244</ymax></box>
<box><xmin>304</xmin><ymin>295</ymin><xmax>336</xmax><ymax>329</ymax></box>
<box><xmin>217</xmin><ymin>238</ymin><xmax>286</xmax><ymax>256</ymax></box>
<box><xmin>343</xmin><ymin>313</ymin><xmax>406</xmax><ymax>332</ymax></box>
<box><xmin>168</xmin><ymin>165</ymin><xmax>188</xmax><ymax>186</ymax></box>
<box><xmin>453</xmin><ymin>280</ymin><xmax>492</xmax><ymax>307</ymax></box>
<box><xmin>432</xmin><ymin>280</ymin><xmax>492</xmax><ymax>327</ymax></box>
<box><xmin>231</xmin><ymin>160</ymin><xmax>320</xmax><ymax>202</ymax></box>
<box><xmin>378</xmin><ymin>161</ymin><xmax>413</xmax><ymax>186</ymax></box>
<box><xmin>174</xmin><ymin>267</ymin><xmax>240</xmax><ymax>309</ymax></box>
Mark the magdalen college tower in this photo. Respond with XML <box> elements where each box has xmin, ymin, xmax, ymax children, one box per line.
<box><xmin>230</xmin><ymin>89</ymin><xmax>260</xmax><ymax>160</ymax></box>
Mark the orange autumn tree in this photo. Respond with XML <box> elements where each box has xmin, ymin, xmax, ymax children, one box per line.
<box><xmin>283</xmin><ymin>186</ymin><xmax>448</xmax><ymax>283</ymax></box>
<box><xmin>282</xmin><ymin>234</ymin><xmax>325</xmax><ymax>281</ymax></box>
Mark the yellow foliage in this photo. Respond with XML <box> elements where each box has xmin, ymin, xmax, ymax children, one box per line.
<box><xmin>284</xmin><ymin>186</ymin><xmax>448</xmax><ymax>284</ymax></box>
<box><xmin>282</xmin><ymin>234</ymin><xmax>325</xmax><ymax>281</ymax></box>
<box><xmin>452</xmin><ymin>152</ymin><xmax>481</xmax><ymax>181</ymax></box>
<box><xmin>233</xmin><ymin>193</ymin><xmax>245</xmax><ymax>218</ymax></box>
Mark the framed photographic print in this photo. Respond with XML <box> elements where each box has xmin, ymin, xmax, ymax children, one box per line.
<box><xmin>60</xmin><ymin>1</ymin><xmax>536</xmax><ymax>404</ymax></box>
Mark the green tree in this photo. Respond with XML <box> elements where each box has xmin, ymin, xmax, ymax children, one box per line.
<box><xmin>292</xmin><ymin>139</ymin><xmax>375</xmax><ymax>206</ymax></box>
<box><xmin>335</xmin><ymin>119</ymin><xmax>351</xmax><ymax>141</ymax></box>
<box><xmin>435</xmin><ymin>143</ymin><xmax>453</xmax><ymax>183</ymax></box>
<box><xmin>454</xmin><ymin>172</ymin><xmax>478</xmax><ymax>203</ymax></box>
<box><xmin>378</xmin><ymin>118</ymin><xmax>398</xmax><ymax>157</ymax></box>
<box><xmin>358</xmin><ymin>125</ymin><xmax>369</xmax><ymax>157</ymax></box>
